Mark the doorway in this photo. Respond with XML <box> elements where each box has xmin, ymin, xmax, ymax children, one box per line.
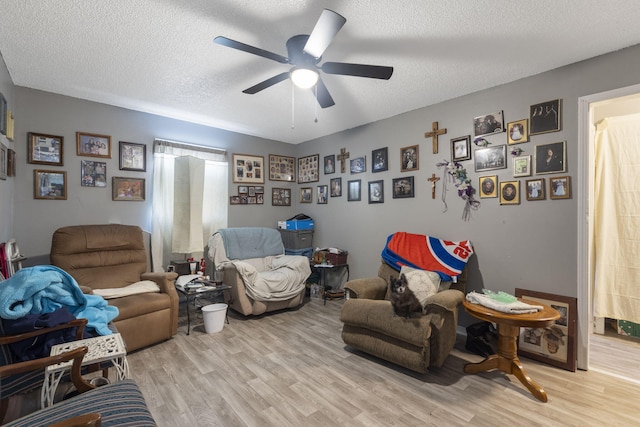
<box><xmin>578</xmin><ymin>83</ymin><xmax>640</xmax><ymax>382</ymax></box>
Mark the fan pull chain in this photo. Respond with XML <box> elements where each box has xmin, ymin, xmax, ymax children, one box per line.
<box><xmin>291</xmin><ymin>84</ymin><xmax>295</xmax><ymax>129</ymax></box>
<box><xmin>314</xmin><ymin>84</ymin><xmax>318</xmax><ymax>123</ymax></box>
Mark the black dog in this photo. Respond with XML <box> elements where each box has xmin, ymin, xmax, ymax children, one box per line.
<box><xmin>389</xmin><ymin>274</ymin><xmax>422</xmax><ymax>318</ymax></box>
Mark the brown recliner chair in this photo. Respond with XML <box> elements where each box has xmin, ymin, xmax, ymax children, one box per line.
<box><xmin>50</xmin><ymin>224</ymin><xmax>179</xmax><ymax>352</ymax></box>
<box><xmin>340</xmin><ymin>260</ymin><xmax>466</xmax><ymax>374</ymax></box>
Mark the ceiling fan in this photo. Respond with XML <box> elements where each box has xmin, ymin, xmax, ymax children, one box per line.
<box><xmin>214</xmin><ymin>9</ymin><xmax>393</xmax><ymax>108</ymax></box>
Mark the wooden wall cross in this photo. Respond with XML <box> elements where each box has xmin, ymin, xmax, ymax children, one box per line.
<box><xmin>337</xmin><ymin>147</ymin><xmax>350</xmax><ymax>173</ymax></box>
<box><xmin>424</xmin><ymin>121</ymin><xmax>447</xmax><ymax>154</ymax></box>
<box><xmin>428</xmin><ymin>173</ymin><xmax>440</xmax><ymax>199</ymax></box>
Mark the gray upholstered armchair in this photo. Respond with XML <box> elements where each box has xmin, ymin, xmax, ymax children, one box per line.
<box><xmin>340</xmin><ymin>260</ymin><xmax>466</xmax><ymax>373</ymax></box>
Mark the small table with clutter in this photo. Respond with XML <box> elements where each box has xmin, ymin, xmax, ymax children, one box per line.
<box><xmin>312</xmin><ymin>249</ymin><xmax>349</xmax><ymax>304</ymax></box>
<box><xmin>42</xmin><ymin>333</ymin><xmax>129</xmax><ymax>408</ymax></box>
<box><xmin>175</xmin><ymin>277</ymin><xmax>231</xmax><ymax>335</ymax></box>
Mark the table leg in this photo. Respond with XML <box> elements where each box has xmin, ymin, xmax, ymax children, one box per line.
<box><xmin>186</xmin><ymin>295</ymin><xmax>192</xmax><ymax>335</ymax></box>
<box><xmin>463</xmin><ymin>323</ymin><xmax>548</xmax><ymax>402</ymax></box>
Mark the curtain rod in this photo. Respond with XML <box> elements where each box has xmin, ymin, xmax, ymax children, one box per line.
<box><xmin>154</xmin><ymin>138</ymin><xmax>226</xmax><ymax>155</ymax></box>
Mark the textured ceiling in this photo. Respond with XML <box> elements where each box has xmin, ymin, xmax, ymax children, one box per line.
<box><xmin>2</xmin><ymin>1</ymin><xmax>640</xmax><ymax>144</ymax></box>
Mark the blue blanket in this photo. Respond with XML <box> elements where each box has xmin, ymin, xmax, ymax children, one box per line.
<box><xmin>217</xmin><ymin>227</ymin><xmax>284</xmax><ymax>260</ymax></box>
<box><xmin>0</xmin><ymin>265</ymin><xmax>118</xmax><ymax>336</ymax></box>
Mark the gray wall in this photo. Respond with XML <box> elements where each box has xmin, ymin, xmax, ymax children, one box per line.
<box><xmin>0</xmin><ymin>54</ymin><xmax>15</xmax><ymax>243</ymax></box>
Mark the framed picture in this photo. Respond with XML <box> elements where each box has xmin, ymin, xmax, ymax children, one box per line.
<box><xmin>238</xmin><ymin>185</ymin><xmax>248</xmax><ymax>194</ymax></box>
<box><xmin>256</xmin><ymin>193</ymin><xmax>264</xmax><ymax>204</ymax></box>
<box><xmin>400</xmin><ymin>145</ymin><xmax>419</xmax><ymax>172</ymax></box>
<box><xmin>300</xmin><ymin>187</ymin><xmax>313</xmax><ymax>203</ymax></box>
<box><xmin>112</xmin><ymin>177</ymin><xmax>145</xmax><ymax>201</ymax></box>
<box><xmin>7</xmin><ymin>148</ymin><xmax>16</xmax><ymax>177</ymax></box>
<box><xmin>474</xmin><ymin>145</ymin><xmax>507</xmax><ymax>172</ymax></box>
<box><xmin>473</xmin><ymin>110</ymin><xmax>504</xmax><ymax>137</ymax></box>
<box><xmin>514</xmin><ymin>288</ymin><xmax>577</xmax><ymax>372</ymax></box>
<box><xmin>324</xmin><ymin>155</ymin><xmax>335</xmax><ymax>174</ymax></box>
<box><xmin>451</xmin><ymin>135</ymin><xmax>471</xmax><ymax>161</ymax></box>
<box><xmin>350</xmin><ymin>156</ymin><xmax>366</xmax><ymax>174</ymax></box>
<box><xmin>0</xmin><ymin>93</ymin><xmax>6</xmax><ymax>135</ymax></box>
<box><xmin>254</xmin><ymin>186</ymin><xmax>264</xmax><ymax>194</ymax></box>
<box><xmin>28</xmin><ymin>132</ymin><xmax>64</xmax><ymax>166</ymax></box>
<box><xmin>368</xmin><ymin>180</ymin><xmax>384</xmax><ymax>204</ymax></box>
<box><xmin>317</xmin><ymin>185</ymin><xmax>328</xmax><ymax>204</ymax></box>
<box><xmin>347</xmin><ymin>179</ymin><xmax>361</xmax><ymax>201</ymax></box>
<box><xmin>507</xmin><ymin>119</ymin><xmax>529</xmax><ymax>144</ymax></box>
<box><xmin>372</xmin><ymin>147</ymin><xmax>388</xmax><ymax>173</ymax></box>
<box><xmin>76</xmin><ymin>132</ymin><xmax>111</xmax><ymax>158</ymax></box>
<box><xmin>248</xmin><ymin>186</ymin><xmax>256</xmax><ymax>196</ymax></box>
<box><xmin>81</xmin><ymin>160</ymin><xmax>107</xmax><ymax>187</ymax></box>
<box><xmin>513</xmin><ymin>155</ymin><xmax>532</xmax><ymax>178</ymax></box>
<box><xmin>330</xmin><ymin>177</ymin><xmax>342</xmax><ymax>197</ymax></box>
<box><xmin>535</xmin><ymin>141</ymin><xmax>566</xmax><ymax>175</ymax></box>
<box><xmin>119</xmin><ymin>141</ymin><xmax>146</xmax><ymax>171</ymax></box>
<box><xmin>526</xmin><ymin>178</ymin><xmax>546</xmax><ymax>201</ymax></box>
<box><xmin>479</xmin><ymin>175</ymin><xmax>498</xmax><ymax>198</ymax></box>
<box><xmin>530</xmin><ymin>99</ymin><xmax>562</xmax><ymax>135</ymax></box>
<box><xmin>392</xmin><ymin>176</ymin><xmax>415</xmax><ymax>199</ymax></box>
<box><xmin>272</xmin><ymin>188</ymin><xmax>291</xmax><ymax>206</ymax></box>
<box><xmin>233</xmin><ymin>153</ymin><xmax>264</xmax><ymax>184</ymax></box>
<box><xmin>6</xmin><ymin>109</ymin><xmax>14</xmax><ymax>141</ymax></box>
<box><xmin>499</xmin><ymin>180</ymin><xmax>519</xmax><ymax>205</ymax></box>
<box><xmin>230</xmin><ymin>196</ymin><xmax>241</xmax><ymax>205</ymax></box>
<box><xmin>34</xmin><ymin>169</ymin><xmax>67</xmax><ymax>200</ymax></box>
<box><xmin>298</xmin><ymin>154</ymin><xmax>319</xmax><ymax>183</ymax></box>
<box><xmin>269</xmin><ymin>154</ymin><xmax>295</xmax><ymax>182</ymax></box>
<box><xmin>549</xmin><ymin>176</ymin><xmax>571</xmax><ymax>199</ymax></box>
<box><xmin>0</xmin><ymin>143</ymin><xmax>6</xmax><ymax>180</ymax></box>
<box><xmin>239</xmin><ymin>194</ymin><xmax>248</xmax><ymax>204</ymax></box>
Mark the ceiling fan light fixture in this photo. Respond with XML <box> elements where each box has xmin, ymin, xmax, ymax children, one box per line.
<box><xmin>290</xmin><ymin>67</ymin><xmax>318</xmax><ymax>89</ymax></box>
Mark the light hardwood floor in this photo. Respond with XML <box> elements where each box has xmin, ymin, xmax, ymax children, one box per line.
<box><xmin>122</xmin><ymin>297</ymin><xmax>640</xmax><ymax>427</ymax></box>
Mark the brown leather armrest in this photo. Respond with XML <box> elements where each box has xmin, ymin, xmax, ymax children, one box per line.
<box><xmin>140</xmin><ymin>271</ymin><xmax>178</xmax><ymax>294</ymax></box>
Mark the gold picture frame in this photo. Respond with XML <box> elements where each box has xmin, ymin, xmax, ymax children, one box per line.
<box><xmin>526</xmin><ymin>178</ymin><xmax>546</xmax><ymax>201</ymax></box>
<box><xmin>112</xmin><ymin>177</ymin><xmax>145</xmax><ymax>201</ymax></box>
<box><xmin>77</xmin><ymin>132</ymin><xmax>111</xmax><ymax>158</ymax></box>
<box><xmin>269</xmin><ymin>154</ymin><xmax>295</xmax><ymax>182</ymax></box>
<box><xmin>28</xmin><ymin>132</ymin><xmax>64</xmax><ymax>166</ymax></box>
<box><xmin>549</xmin><ymin>176</ymin><xmax>571</xmax><ymax>199</ymax></box>
<box><xmin>499</xmin><ymin>180</ymin><xmax>519</xmax><ymax>205</ymax></box>
<box><xmin>34</xmin><ymin>169</ymin><xmax>67</xmax><ymax>200</ymax></box>
<box><xmin>507</xmin><ymin>119</ymin><xmax>529</xmax><ymax>144</ymax></box>
<box><xmin>479</xmin><ymin>175</ymin><xmax>497</xmax><ymax>198</ymax></box>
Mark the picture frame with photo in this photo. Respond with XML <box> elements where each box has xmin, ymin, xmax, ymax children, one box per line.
<box><xmin>317</xmin><ymin>185</ymin><xmax>328</xmax><ymax>204</ymax></box>
<box><xmin>238</xmin><ymin>185</ymin><xmax>248</xmax><ymax>194</ymax></box>
<box><xmin>372</xmin><ymin>147</ymin><xmax>388</xmax><ymax>173</ymax></box>
<box><xmin>76</xmin><ymin>132</ymin><xmax>111</xmax><ymax>158</ymax></box>
<box><xmin>400</xmin><ymin>145</ymin><xmax>419</xmax><ymax>172</ymax></box>
<box><xmin>549</xmin><ymin>176</ymin><xmax>571</xmax><ymax>199</ymax></box>
<box><xmin>392</xmin><ymin>176</ymin><xmax>415</xmax><ymax>199</ymax></box>
<box><xmin>119</xmin><ymin>141</ymin><xmax>146</xmax><ymax>171</ymax></box>
<box><xmin>300</xmin><ymin>187</ymin><xmax>313</xmax><ymax>203</ymax></box>
<box><xmin>269</xmin><ymin>154</ymin><xmax>296</xmax><ymax>182</ymax></box>
<box><xmin>526</xmin><ymin>178</ymin><xmax>546</xmax><ymax>201</ymax></box>
<box><xmin>0</xmin><ymin>93</ymin><xmax>6</xmax><ymax>135</ymax></box>
<box><xmin>499</xmin><ymin>180</ymin><xmax>520</xmax><ymax>205</ymax></box>
<box><xmin>230</xmin><ymin>196</ymin><xmax>241</xmax><ymax>205</ymax></box>
<box><xmin>535</xmin><ymin>141</ymin><xmax>566</xmax><ymax>175</ymax></box>
<box><xmin>271</xmin><ymin>188</ymin><xmax>291</xmax><ymax>206</ymax></box>
<box><xmin>479</xmin><ymin>175</ymin><xmax>498</xmax><ymax>198</ymax></box>
<box><xmin>298</xmin><ymin>154</ymin><xmax>319</xmax><ymax>183</ymax></box>
<box><xmin>34</xmin><ymin>169</ymin><xmax>67</xmax><ymax>200</ymax></box>
<box><xmin>347</xmin><ymin>179</ymin><xmax>361</xmax><ymax>201</ymax></box>
<box><xmin>350</xmin><ymin>156</ymin><xmax>366</xmax><ymax>174</ymax></box>
<box><xmin>112</xmin><ymin>177</ymin><xmax>145</xmax><ymax>201</ymax></box>
<box><xmin>513</xmin><ymin>155</ymin><xmax>532</xmax><ymax>178</ymax></box>
<box><xmin>507</xmin><ymin>119</ymin><xmax>529</xmax><ymax>144</ymax></box>
<box><xmin>474</xmin><ymin>145</ymin><xmax>507</xmax><ymax>172</ymax></box>
<box><xmin>368</xmin><ymin>180</ymin><xmax>384</xmax><ymax>204</ymax></box>
<box><xmin>233</xmin><ymin>153</ymin><xmax>264</xmax><ymax>184</ymax></box>
<box><xmin>530</xmin><ymin>99</ymin><xmax>562</xmax><ymax>135</ymax></box>
<box><xmin>7</xmin><ymin>148</ymin><xmax>15</xmax><ymax>177</ymax></box>
<box><xmin>451</xmin><ymin>135</ymin><xmax>471</xmax><ymax>161</ymax></box>
<box><xmin>514</xmin><ymin>288</ymin><xmax>577</xmax><ymax>372</ymax></box>
<box><xmin>0</xmin><ymin>143</ymin><xmax>6</xmax><ymax>180</ymax></box>
<box><xmin>28</xmin><ymin>132</ymin><xmax>64</xmax><ymax>166</ymax></box>
<box><xmin>330</xmin><ymin>177</ymin><xmax>342</xmax><ymax>197</ymax></box>
<box><xmin>473</xmin><ymin>110</ymin><xmax>504</xmax><ymax>137</ymax></box>
<box><xmin>81</xmin><ymin>160</ymin><xmax>107</xmax><ymax>187</ymax></box>
<box><xmin>324</xmin><ymin>155</ymin><xmax>335</xmax><ymax>174</ymax></box>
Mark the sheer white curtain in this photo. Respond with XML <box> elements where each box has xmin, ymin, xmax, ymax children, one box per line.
<box><xmin>593</xmin><ymin>114</ymin><xmax>640</xmax><ymax>324</ymax></box>
<box><xmin>152</xmin><ymin>139</ymin><xmax>228</xmax><ymax>272</ymax></box>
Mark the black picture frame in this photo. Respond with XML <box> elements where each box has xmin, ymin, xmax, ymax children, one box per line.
<box><xmin>298</xmin><ymin>154</ymin><xmax>319</xmax><ymax>183</ymax></box>
<box><xmin>473</xmin><ymin>111</ymin><xmax>504</xmax><ymax>137</ymax></box>
<box><xmin>0</xmin><ymin>93</ymin><xmax>7</xmax><ymax>135</ymax></box>
<box><xmin>474</xmin><ymin>145</ymin><xmax>507</xmax><ymax>172</ymax></box>
<box><xmin>324</xmin><ymin>155</ymin><xmax>335</xmax><ymax>174</ymax></box>
<box><xmin>350</xmin><ymin>156</ymin><xmax>366</xmax><ymax>174</ymax></box>
<box><xmin>317</xmin><ymin>185</ymin><xmax>328</xmax><ymax>204</ymax></box>
<box><xmin>81</xmin><ymin>160</ymin><xmax>107</xmax><ymax>187</ymax></box>
<box><xmin>330</xmin><ymin>177</ymin><xmax>342</xmax><ymax>197</ymax></box>
<box><xmin>530</xmin><ymin>99</ymin><xmax>562</xmax><ymax>135</ymax></box>
<box><xmin>451</xmin><ymin>135</ymin><xmax>471</xmax><ymax>161</ymax></box>
<box><xmin>119</xmin><ymin>141</ymin><xmax>146</xmax><ymax>171</ymax></box>
<box><xmin>368</xmin><ymin>180</ymin><xmax>384</xmax><ymax>204</ymax></box>
<box><xmin>372</xmin><ymin>147</ymin><xmax>388</xmax><ymax>172</ymax></box>
<box><xmin>535</xmin><ymin>141</ymin><xmax>566</xmax><ymax>175</ymax></box>
<box><xmin>347</xmin><ymin>179</ymin><xmax>361</xmax><ymax>201</ymax></box>
<box><xmin>392</xmin><ymin>176</ymin><xmax>414</xmax><ymax>198</ymax></box>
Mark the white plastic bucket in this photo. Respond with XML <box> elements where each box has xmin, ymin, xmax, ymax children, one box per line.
<box><xmin>201</xmin><ymin>303</ymin><xmax>228</xmax><ymax>334</ymax></box>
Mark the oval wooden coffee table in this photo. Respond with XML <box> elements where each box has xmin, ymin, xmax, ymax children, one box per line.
<box><xmin>462</xmin><ymin>298</ymin><xmax>560</xmax><ymax>402</ymax></box>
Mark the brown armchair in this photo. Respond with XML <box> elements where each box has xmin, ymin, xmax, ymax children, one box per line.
<box><xmin>50</xmin><ymin>225</ymin><xmax>179</xmax><ymax>352</ymax></box>
<box><xmin>340</xmin><ymin>260</ymin><xmax>466</xmax><ymax>374</ymax></box>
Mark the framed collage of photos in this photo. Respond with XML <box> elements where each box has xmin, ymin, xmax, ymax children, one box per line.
<box><xmin>298</xmin><ymin>154</ymin><xmax>319</xmax><ymax>183</ymax></box>
<box><xmin>269</xmin><ymin>154</ymin><xmax>295</xmax><ymax>182</ymax></box>
<box><xmin>271</xmin><ymin>188</ymin><xmax>291</xmax><ymax>206</ymax></box>
<box><xmin>233</xmin><ymin>153</ymin><xmax>264</xmax><ymax>184</ymax></box>
<box><xmin>233</xmin><ymin>185</ymin><xmax>264</xmax><ymax>205</ymax></box>
<box><xmin>81</xmin><ymin>160</ymin><xmax>107</xmax><ymax>187</ymax></box>
<box><xmin>515</xmin><ymin>288</ymin><xmax>577</xmax><ymax>372</ymax></box>
<box><xmin>28</xmin><ymin>132</ymin><xmax>64</xmax><ymax>166</ymax></box>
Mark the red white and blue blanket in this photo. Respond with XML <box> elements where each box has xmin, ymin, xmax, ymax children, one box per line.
<box><xmin>381</xmin><ymin>232</ymin><xmax>474</xmax><ymax>280</ymax></box>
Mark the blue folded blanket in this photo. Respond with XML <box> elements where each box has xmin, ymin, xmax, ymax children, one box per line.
<box><xmin>0</xmin><ymin>265</ymin><xmax>118</xmax><ymax>336</ymax></box>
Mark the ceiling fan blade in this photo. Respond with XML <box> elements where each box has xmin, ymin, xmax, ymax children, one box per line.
<box><xmin>214</xmin><ymin>36</ymin><xmax>289</xmax><ymax>64</ymax></box>
<box><xmin>315</xmin><ymin>78</ymin><xmax>335</xmax><ymax>108</ymax></box>
<box><xmin>303</xmin><ymin>9</ymin><xmax>346</xmax><ymax>59</ymax></box>
<box><xmin>242</xmin><ymin>72</ymin><xmax>290</xmax><ymax>94</ymax></box>
<box><xmin>321</xmin><ymin>62</ymin><xmax>394</xmax><ymax>80</ymax></box>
